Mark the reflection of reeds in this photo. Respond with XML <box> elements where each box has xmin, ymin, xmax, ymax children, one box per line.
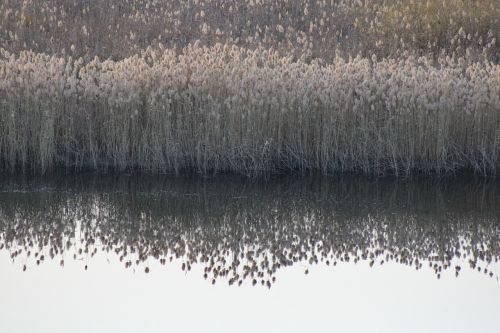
<box><xmin>1</xmin><ymin>46</ymin><xmax>499</xmax><ymax>175</ymax></box>
<box><xmin>1</xmin><ymin>176</ymin><xmax>499</xmax><ymax>286</ymax></box>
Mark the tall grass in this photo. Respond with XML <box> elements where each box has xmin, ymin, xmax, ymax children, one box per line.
<box><xmin>1</xmin><ymin>0</ymin><xmax>498</xmax><ymax>62</ymax></box>
<box><xmin>1</xmin><ymin>0</ymin><xmax>499</xmax><ymax>175</ymax></box>
<box><xmin>1</xmin><ymin>45</ymin><xmax>499</xmax><ymax>175</ymax></box>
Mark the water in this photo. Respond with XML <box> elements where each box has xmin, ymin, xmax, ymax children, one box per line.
<box><xmin>0</xmin><ymin>175</ymin><xmax>499</xmax><ymax>333</ymax></box>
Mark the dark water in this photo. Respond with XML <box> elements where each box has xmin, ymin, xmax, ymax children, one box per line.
<box><xmin>1</xmin><ymin>175</ymin><xmax>499</xmax><ymax>332</ymax></box>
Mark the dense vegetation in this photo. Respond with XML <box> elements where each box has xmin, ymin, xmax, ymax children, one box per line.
<box><xmin>2</xmin><ymin>0</ymin><xmax>498</xmax><ymax>61</ymax></box>
<box><xmin>1</xmin><ymin>0</ymin><xmax>499</xmax><ymax>175</ymax></box>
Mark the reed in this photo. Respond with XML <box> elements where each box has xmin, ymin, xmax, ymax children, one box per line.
<box><xmin>1</xmin><ymin>45</ymin><xmax>499</xmax><ymax>176</ymax></box>
<box><xmin>1</xmin><ymin>0</ymin><xmax>498</xmax><ymax>62</ymax></box>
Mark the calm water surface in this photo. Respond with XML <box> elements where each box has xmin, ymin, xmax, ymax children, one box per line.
<box><xmin>0</xmin><ymin>175</ymin><xmax>499</xmax><ymax>332</ymax></box>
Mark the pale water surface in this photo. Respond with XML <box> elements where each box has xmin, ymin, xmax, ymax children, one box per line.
<box><xmin>0</xmin><ymin>175</ymin><xmax>499</xmax><ymax>333</ymax></box>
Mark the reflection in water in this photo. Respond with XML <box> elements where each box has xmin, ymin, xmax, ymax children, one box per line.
<box><xmin>0</xmin><ymin>175</ymin><xmax>499</xmax><ymax>287</ymax></box>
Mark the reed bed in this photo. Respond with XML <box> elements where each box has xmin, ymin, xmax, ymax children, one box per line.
<box><xmin>1</xmin><ymin>45</ymin><xmax>499</xmax><ymax>176</ymax></box>
<box><xmin>1</xmin><ymin>0</ymin><xmax>499</xmax><ymax>176</ymax></box>
<box><xmin>1</xmin><ymin>0</ymin><xmax>498</xmax><ymax>62</ymax></box>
